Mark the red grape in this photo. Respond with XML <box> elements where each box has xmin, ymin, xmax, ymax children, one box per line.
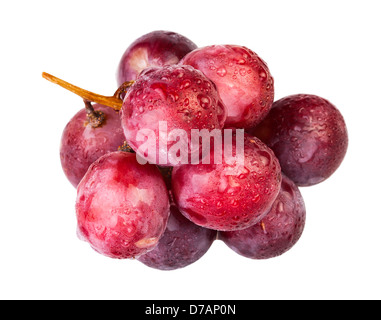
<box><xmin>251</xmin><ymin>94</ymin><xmax>348</xmax><ymax>186</ymax></box>
<box><xmin>60</xmin><ymin>103</ymin><xmax>125</xmax><ymax>187</ymax></box>
<box><xmin>76</xmin><ymin>151</ymin><xmax>170</xmax><ymax>259</ymax></box>
<box><xmin>180</xmin><ymin>45</ymin><xmax>274</xmax><ymax>129</ymax></box>
<box><xmin>117</xmin><ymin>30</ymin><xmax>197</xmax><ymax>85</ymax></box>
<box><xmin>138</xmin><ymin>203</ymin><xmax>217</xmax><ymax>270</ymax></box>
<box><xmin>171</xmin><ymin>131</ymin><xmax>282</xmax><ymax>231</ymax></box>
<box><xmin>219</xmin><ymin>174</ymin><xmax>306</xmax><ymax>259</ymax></box>
<box><xmin>120</xmin><ymin>64</ymin><xmax>226</xmax><ymax>166</ymax></box>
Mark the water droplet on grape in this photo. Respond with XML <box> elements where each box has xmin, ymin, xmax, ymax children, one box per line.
<box><xmin>216</xmin><ymin>67</ymin><xmax>227</xmax><ymax>77</ymax></box>
<box><xmin>178</xmin><ymin>108</ymin><xmax>191</xmax><ymax>118</ymax></box>
<box><xmin>258</xmin><ymin>150</ymin><xmax>271</xmax><ymax>166</ymax></box>
<box><xmin>153</xmin><ymin>86</ymin><xmax>167</xmax><ymax>100</ymax></box>
<box><xmin>231</xmin><ymin>199</ymin><xmax>239</xmax><ymax>207</ymax></box>
<box><xmin>181</xmin><ymin>79</ymin><xmax>191</xmax><ymax>89</ymax></box>
<box><xmin>252</xmin><ymin>194</ymin><xmax>260</xmax><ymax>203</ymax></box>
<box><xmin>198</xmin><ymin>94</ymin><xmax>211</xmax><ymax>109</ymax></box>
<box><xmin>168</xmin><ymin>92</ymin><xmax>179</xmax><ymax>102</ymax></box>
<box><xmin>259</xmin><ymin>70</ymin><xmax>267</xmax><ymax>80</ymax></box>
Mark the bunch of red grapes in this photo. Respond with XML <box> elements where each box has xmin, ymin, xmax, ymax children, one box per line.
<box><xmin>43</xmin><ymin>31</ymin><xmax>348</xmax><ymax>270</ymax></box>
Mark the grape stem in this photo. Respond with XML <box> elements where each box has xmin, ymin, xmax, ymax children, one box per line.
<box><xmin>118</xmin><ymin>141</ymin><xmax>135</xmax><ymax>153</ymax></box>
<box><xmin>83</xmin><ymin>99</ymin><xmax>106</xmax><ymax>128</ymax></box>
<box><xmin>42</xmin><ymin>72</ymin><xmax>134</xmax><ymax>111</ymax></box>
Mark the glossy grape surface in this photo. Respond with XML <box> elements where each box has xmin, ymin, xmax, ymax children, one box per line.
<box><xmin>251</xmin><ymin>94</ymin><xmax>348</xmax><ymax>186</ymax></box>
<box><xmin>120</xmin><ymin>64</ymin><xmax>226</xmax><ymax>166</ymax></box>
<box><xmin>60</xmin><ymin>104</ymin><xmax>125</xmax><ymax>187</ymax></box>
<box><xmin>117</xmin><ymin>30</ymin><xmax>197</xmax><ymax>85</ymax></box>
<box><xmin>219</xmin><ymin>174</ymin><xmax>306</xmax><ymax>259</ymax></box>
<box><xmin>181</xmin><ymin>45</ymin><xmax>274</xmax><ymax>129</ymax></box>
<box><xmin>76</xmin><ymin>151</ymin><xmax>170</xmax><ymax>259</ymax></box>
<box><xmin>171</xmin><ymin>132</ymin><xmax>281</xmax><ymax>231</ymax></box>
<box><xmin>138</xmin><ymin>203</ymin><xmax>217</xmax><ymax>270</ymax></box>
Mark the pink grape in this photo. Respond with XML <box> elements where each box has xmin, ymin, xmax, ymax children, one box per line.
<box><xmin>251</xmin><ymin>94</ymin><xmax>348</xmax><ymax>186</ymax></box>
<box><xmin>120</xmin><ymin>64</ymin><xmax>226</xmax><ymax>166</ymax></box>
<box><xmin>181</xmin><ymin>45</ymin><xmax>274</xmax><ymax>129</ymax></box>
<box><xmin>171</xmin><ymin>131</ymin><xmax>282</xmax><ymax>231</ymax></box>
<box><xmin>138</xmin><ymin>203</ymin><xmax>217</xmax><ymax>270</ymax></box>
<box><xmin>219</xmin><ymin>174</ymin><xmax>306</xmax><ymax>259</ymax></box>
<box><xmin>76</xmin><ymin>151</ymin><xmax>170</xmax><ymax>259</ymax></box>
<box><xmin>117</xmin><ymin>30</ymin><xmax>197</xmax><ymax>85</ymax></box>
<box><xmin>60</xmin><ymin>104</ymin><xmax>125</xmax><ymax>187</ymax></box>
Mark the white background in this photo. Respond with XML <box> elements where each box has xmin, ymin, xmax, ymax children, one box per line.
<box><xmin>1</xmin><ymin>0</ymin><xmax>380</xmax><ymax>300</ymax></box>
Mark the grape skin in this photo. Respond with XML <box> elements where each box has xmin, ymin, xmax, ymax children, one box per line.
<box><xmin>251</xmin><ymin>94</ymin><xmax>348</xmax><ymax>186</ymax></box>
<box><xmin>120</xmin><ymin>64</ymin><xmax>226</xmax><ymax>166</ymax></box>
<box><xmin>76</xmin><ymin>151</ymin><xmax>170</xmax><ymax>259</ymax></box>
<box><xmin>181</xmin><ymin>45</ymin><xmax>274</xmax><ymax>129</ymax></box>
<box><xmin>117</xmin><ymin>30</ymin><xmax>197</xmax><ymax>85</ymax></box>
<box><xmin>171</xmin><ymin>132</ymin><xmax>282</xmax><ymax>231</ymax></box>
<box><xmin>60</xmin><ymin>104</ymin><xmax>125</xmax><ymax>187</ymax></box>
<box><xmin>219</xmin><ymin>174</ymin><xmax>306</xmax><ymax>259</ymax></box>
<box><xmin>138</xmin><ymin>203</ymin><xmax>217</xmax><ymax>270</ymax></box>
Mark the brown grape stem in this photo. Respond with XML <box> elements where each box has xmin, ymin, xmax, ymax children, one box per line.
<box><xmin>113</xmin><ymin>80</ymin><xmax>135</xmax><ymax>100</ymax></box>
<box><xmin>42</xmin><ymin>72</ymin><xmax>134</xmax><ymax>111</ymax></box>
<box><xmin>84</xmin><ymin>100</ymin><xmax>106</xmax><ymax>128</ymax></box>
<box><xmin>118</xmin><ymin>141</ymin><xmax>135</xmax><ymax>153</ymax></box>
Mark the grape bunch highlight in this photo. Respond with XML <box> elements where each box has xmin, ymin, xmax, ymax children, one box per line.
<box><xmin>43</xmin><ymin>30</ymin><xmax>348</xmax><ymax>270</ymax></box>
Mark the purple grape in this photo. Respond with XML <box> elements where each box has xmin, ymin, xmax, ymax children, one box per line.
<box><xmin>251</xmin><ymin>94</ymin><xmax>348</xmax><ymax>186</ymax></box>
<box><xmin>219</xmin><ymin>174</ymin><xmax>306</xmax><ymax>259</ymax></box>
<box><xmin>138</xmin><ymin>203</ymin><xmax>217</xmax><ymax>270</ymax></box>
<box><xmin>117</xmin><ymin>30</ymin><xmax>197</xmax><ymax>85</ymax></box>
